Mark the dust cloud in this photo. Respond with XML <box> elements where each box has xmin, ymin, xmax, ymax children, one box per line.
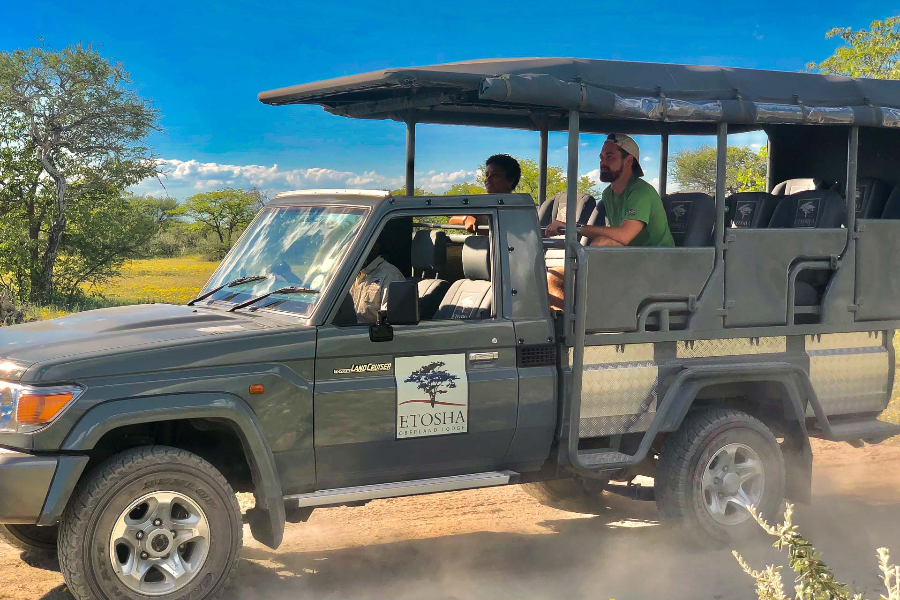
<box><xmin>3</xmin><ymin>439</ymin><xmax>898</xmax><ymax>600</ymax></box>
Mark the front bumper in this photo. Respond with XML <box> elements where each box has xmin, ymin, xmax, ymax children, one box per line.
<box><xmin>0</xmin><ymin>448</ymin><xmax>58</xmax><ymax>524</ymax></box>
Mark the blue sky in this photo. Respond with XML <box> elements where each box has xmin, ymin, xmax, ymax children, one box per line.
<box><xmin>4</xmin><ymin>1</ymin><xmax>898</xmax><ymax>198</ymax></box>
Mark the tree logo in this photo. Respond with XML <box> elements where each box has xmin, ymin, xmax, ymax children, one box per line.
<box><xmin>395</xmin><ymin>354</ymin><xmax>469</xmax><ymax>438</ymax></box>
<box><xmin>401</xmin><ymin>361</ymin><xmax>463</xmax><ymax>408</ymax></box>
<box><xmin>799</xmin><ymin>201</ymin><xmax>817</xmax><ymax>217</ymax></box>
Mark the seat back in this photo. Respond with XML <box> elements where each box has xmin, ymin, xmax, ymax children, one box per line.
<box><xmin>662</xmin><ymin>192</ymin><xmax>716</xmax><ymax>246</ymax></box>
<box><xmin>772</xmin><ymin>178</ymin><xmax>831</xmax><ymax>196</ymax></box>
<box><xmin>434</xmin><ymin>236</ymin><xmax>492</xmax><ymax>320</ymax></box>
<box><xmin>410</xmin><ymin>230</ymin><xmax>450</xmax><ymax>319</ymax></box>
<box><xmin>883</xmin><ymin>185</ymin><xmax>900</xmax><ymax>219</ymax></box>
<box><xmin>579</xmin><ymin>202</ymin><xmax>607</xmax><ymax>245</ymax></box>
<box><xmin>767</xmin><ymin>189</ymin><xmax>845</xmax><ymax>228</ymax></box>
<box><xmin>537</xmin><ymin>191</ymin><xmax>597</xmax><ymax>226</ymax></box>
<box><xmin>725</xmin><ymin>192</ymin><xmax>779</xmax><ymax>228</ymax></box>
<box><xmin>855</xmin><ymin>178</ymin><xmax>891</xmax><ymax>219</ymax></box>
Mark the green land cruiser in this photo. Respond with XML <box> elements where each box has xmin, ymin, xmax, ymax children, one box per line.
<box><xmin>0</xmin><ymin>58</ymin><xmax>898</xmax><ymax>600</ymax></box>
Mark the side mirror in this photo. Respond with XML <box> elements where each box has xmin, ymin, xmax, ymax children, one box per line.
<box><xmin>385</xmin><ymin>280</ymin><xmax>420</xmax><ymax>326</ymax></box>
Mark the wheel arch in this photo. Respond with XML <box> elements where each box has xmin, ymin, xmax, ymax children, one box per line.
<box><xmin>42</xmin><ymin>393</ymin><xmax>285</xmax><ymax>549</ymax></box>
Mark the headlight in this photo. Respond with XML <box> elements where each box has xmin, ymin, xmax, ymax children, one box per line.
<box><xmin>0</xmin><ymin>382</ymin><xmax>84</xmax><ymax>434</ymax></box>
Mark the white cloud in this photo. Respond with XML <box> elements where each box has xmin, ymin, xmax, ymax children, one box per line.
<box><xmin>643</xmin><ymin>156</ymin><xmax>653</xmax><ymax>162</ymax></box>
<box><xmin>750</xmin><ymin>143</ymin><xmax>762</xmax><ymax>149</ymax></box>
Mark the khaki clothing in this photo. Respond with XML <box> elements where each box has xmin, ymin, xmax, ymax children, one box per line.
<box><xmin>350</xmin><ymin>256</ymin><xmax>405</xmax><ymax>324</ymax></box>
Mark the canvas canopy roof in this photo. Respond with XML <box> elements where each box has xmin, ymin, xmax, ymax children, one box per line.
<box><xmin>258</xmin><ymin>58</ymin><xmax>900</xmax><ymax>135</ymax></box>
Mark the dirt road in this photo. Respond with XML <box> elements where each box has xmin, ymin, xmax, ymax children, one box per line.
<box><xmin>4</xmin><ymin>439</ymin><xmax>899</xmax><ymax>600</ymax></box>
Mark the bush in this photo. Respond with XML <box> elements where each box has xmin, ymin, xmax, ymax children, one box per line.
<box><xmin>198</xmin><ymin>237</ymin><xmax>231</xmax><ymax>262</ymax></box>
<box><xmin>734</xmin><ymin>503</ymin><xmax>898</xmax><ymax>600</ymax></box>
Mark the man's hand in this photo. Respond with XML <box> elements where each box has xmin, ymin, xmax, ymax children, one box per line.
<box><xmin>544</xmin><ymin>219</ymin><xmax>565</xmax><ymax>237</ymax></box>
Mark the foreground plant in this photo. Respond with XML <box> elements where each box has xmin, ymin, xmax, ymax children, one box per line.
<box><xmin>733</xmin><ymin>504</ymin><xmax>898</xmax><ymax>600</ymax></box>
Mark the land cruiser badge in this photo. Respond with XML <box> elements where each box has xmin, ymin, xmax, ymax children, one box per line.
<box><xmin>333</xmin><ymin>363</ymin><xmax>392</xmax><ymax>374</ymax></box>
<box><xmin>395</xmin><ymin>354</ymin><xmax>468</xmax><ymax>439</ymax></box>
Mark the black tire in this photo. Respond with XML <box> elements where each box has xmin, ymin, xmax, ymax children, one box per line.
<box><xmin>520</xmin><ymin>477</ymin><xmax>610</xmax><ymax>513</ymax></box>
<box><xmin>59</xmin><ymin>446</ymin><xmax>242</xmax><ymax>600</ymax></box>
<box><xmin>655</xmin><ymin>408</ymin><xmax>785</xmax><ymax>544</ymax></box>
<box><xmin>0</xmin><ymin>524</ymin><xmax>58</xmax><ymax>555</ymax></box>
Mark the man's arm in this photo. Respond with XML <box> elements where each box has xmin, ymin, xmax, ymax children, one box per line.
<box><xmin>545</xmin><ymin>219</ymin><xmax>644</xmax><ymax>245</ymax></box>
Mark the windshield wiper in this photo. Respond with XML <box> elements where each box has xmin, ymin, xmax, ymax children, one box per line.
<box><xmin>228</xmin><ymin>286</ymin><xmax>320</xmax><ymax>312</ymax></box>
<box><xmin>187</xmin><ymin>275</ymin><xmax>268</xmax><ymax>306</ymax></box>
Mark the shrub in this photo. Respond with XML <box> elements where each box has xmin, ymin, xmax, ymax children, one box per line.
<box><xmin>734</xmin><ymin>503</ymin><xmax>898</xmax><ymax>600</ymax></box>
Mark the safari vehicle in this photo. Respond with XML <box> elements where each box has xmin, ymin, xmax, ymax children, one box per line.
<box><xmin>1</xmin><ymin>58</ymin><xmax>899</xmax><ymax>600</ymax></box>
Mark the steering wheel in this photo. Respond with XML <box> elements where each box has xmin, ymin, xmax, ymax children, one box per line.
<box><xmin>269</xmin><ymin>259</ymin><xmax>304</xmax><ymax>286</ymax></box>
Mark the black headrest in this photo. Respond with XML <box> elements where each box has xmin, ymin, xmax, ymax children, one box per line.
<box><xmin>772</xmin><ymin>178</ymin><xmax>832</xmax><ymax>196</ymax></box>
<box><xmin>662</xmin><ymin>192</ymin><xmax>716</xmax><ymax>246</ymax></box>
<box><xmin>726</xmin><ymin>192</ymin><xmax>779</xmax><ymax>228</ymax></box>
<box><xmin>462</xmin><ymin>235</ymin><xmax>491</xmax><ymax>281</ymax></box>
<box><xmin>537</xmin><ymin>192</ymin><xmax>596</xmax><ymax>226</ymax></box>
<box><xmin>411</xmin><ymin>230</ymin><xmax>447</xmax><ymax>272</ymax></box>
<box><xmin>768</xmin><ymin>190</ymin><xmax>845</xmax><ymax>228</ymax></box>
<box><xmin>855</xmin><ymin>178</ymin><xmax>890</xmax><ymax>219</ymax></box>
<box><xmin>579</xmin><ymin>202</ymin><xmax>607</xmax><ymax>244</ymax></box>
<box><xmin>884</xmin><ymin>185</ymin><xmax>900</xmax><ymax>219</ymax></box>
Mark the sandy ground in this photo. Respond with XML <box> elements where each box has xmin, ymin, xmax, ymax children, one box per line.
<box><xmin>4</xmin><ymin>439</ymin><xmax>899</xmax><ymax>600</ymax></box>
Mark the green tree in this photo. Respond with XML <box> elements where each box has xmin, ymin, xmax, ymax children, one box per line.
<box><xmin>806</xmin><ymin>16</ymin><xmax>900</xmax><ymax>79</ymax></box>
<box><xmin>131</xmin><ymin>195</ymin><xmax>179</xmax><ymax>229</ymax></box>
<box><xmin>177</xmin><ymin>188</ymin><xmax>260</xmax><ymax>246</ymax></box>
<box><xmin>669</xmin><ymin>145</ymin><xmax>767</xmax><ymax>196</ymax></box>
<box><xmin>444</xmin><ymin>182</ymin><xmax>484</xmax><ymax>196</ymax></box>
<box><xmin>0</xmin><ymin>42</ymin><xmax>159</xmax><ymax>303</ymax></box>
<box><xmin>389</xmin><ymin>186</ymin><xmax>429</xmax><ymax>196</ymax></box>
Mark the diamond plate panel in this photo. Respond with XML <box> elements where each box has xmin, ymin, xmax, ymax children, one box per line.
<box><xmin>806</xmin><ymin>331</ymin><xmax>883</xmax><ymax>351</ymax></box>
<box><xmin>579</xmin><ymin>412</ymin><xmax>656</xmax><ymax>437</ymax></box>
<box><xmin>677</xmin><ymin>337</ymin><xmax>786</xmax><ymax>358</ymax></box>
<box><xmin>577</xmin><ymin>343</ymin><xmax>655</xmax><ymax>364</ymax></box>
<box><xmin>808</xmin><ymin>347</ymin><xmax>890</xmax><ymax>416</ymax></box>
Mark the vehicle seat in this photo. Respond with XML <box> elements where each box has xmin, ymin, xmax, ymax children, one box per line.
<box><xmin>855</xmin><ymin>178</ymin><xmax>890</xmax><ymax>219</ymax></box>
<box><xmin>771</xmin><ymin>178</ymin><xmax>832</xmax><ymax>195</ymax></box>
<box><xmin>767</xmin><ymin>190</ymin><xmax>845</xmax><ymax>228</ymax></box>
<box><xmin>883</xmin><ymin>185</ymin><xmax>900</xmax><ymax>219</ymax></box>
<box><xmin>662</xmin><ymin>192</ymin><xmax>716</xmax><ymax>246</ymax></box>
<box><xmin>410</xmin><ymin>230</ymin><xmax>451</xmax><ymax>319</ymax></box>
<box><xmin>579</xmin><ymin>202</ymin><xmax>607</xmax><ymax>245</ymax></box>
<box><xmin>537</xmin><ymin>191</ymin><xmax>596</xmax><ymax>227</ymax></box>
<box><xmin>434</xmin><ymin>236</ymin><xmax>492</xmax><ymax>320</ymax></box>
<box><xmin>725</xmin><ymin>192</ymin><xmax>779</xmax><ymax>228</ymax></box>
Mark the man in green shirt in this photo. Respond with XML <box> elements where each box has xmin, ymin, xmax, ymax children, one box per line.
<box><xmin>545</xmin><ymin>134</ymin><xmax>674</xmax><ymax>248</ymax></box>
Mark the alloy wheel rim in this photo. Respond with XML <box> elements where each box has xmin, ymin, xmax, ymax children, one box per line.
<box><xmin>700</xmin><ymin>442</ymin><xmax>765</xmax><ymax>526</ymax></box>
<box><xmin>108</xmin><ymin>491</ymin><xmax>211</xmax><ymax>596</ymax></box>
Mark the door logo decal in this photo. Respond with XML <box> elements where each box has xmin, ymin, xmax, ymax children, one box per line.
<box><xmin>395</xmin><ymin>354</ymin><xmax>468</xmax><ymax>438</ymax></box>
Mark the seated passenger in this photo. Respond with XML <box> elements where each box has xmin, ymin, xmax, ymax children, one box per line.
<box><xmin>545</xmin><ymin>135</ymin><xmax>674</xmax><ymax>310</ymax></box>
<box><xmin>450</xmin><ymin>154</ymin><xmax>521</xmax><ymax>233</ymax></box>
<box><xmin>545</xmin><ymin>134</ymin><xmax>674</xmax><ymax>248</ymax></box>
<box><xmin>350</xmin><ymin>238</ymin><xmax>405</xmax><ymax>324</ymax></box>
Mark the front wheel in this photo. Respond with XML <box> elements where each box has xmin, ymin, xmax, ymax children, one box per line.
<box><xmin>59</xmin><ymin>446</ymin><xmax>242</xmax><ymax>600</ymax></box>
<box><xmin>655</xmin><ymin>408</ymin><xmax>785</xmax><ymax>544</ymax></box>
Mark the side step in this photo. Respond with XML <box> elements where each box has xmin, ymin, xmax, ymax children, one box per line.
<box><xmin>823</xmin><ymin>418</ymin><xmax>900</xmax><ymax>443</ymax></box>
<box><xmin>284</xmin><ymin>470</ymin><xmax>518</xmax><ymax>508</ymax></box>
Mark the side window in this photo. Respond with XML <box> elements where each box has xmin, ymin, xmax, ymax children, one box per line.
<box><xmin>335</xmin><ymin>213</ymin><xmax>496</xmax><ymax>326</ymax></box>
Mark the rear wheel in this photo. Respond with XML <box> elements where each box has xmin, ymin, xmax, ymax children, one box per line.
<box><xmin>655</xmin><ymin>408</ymin><xmax>785</xmax><ymax>543</ymax></box>
<box><xmin>0</xmin><ymin>524</ymin><xmax>57</xmax><ymax>555</ymax></box>
<box><xmin>59</xmin><ymin>446</ymin><xmax>242</xmax><ymax>600</ymax></box>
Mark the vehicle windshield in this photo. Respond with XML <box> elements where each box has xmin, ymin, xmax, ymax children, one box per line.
<box><xmin>197</xmin><ymin>205</ymin><xmax>367</xmax><ymax>316</ymax></box>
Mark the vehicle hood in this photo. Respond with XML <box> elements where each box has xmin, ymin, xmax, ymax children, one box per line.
<box><xmin>0</xmin><ymin>304</ymin><xmax>268</xmax><ymax>370</ymax></box>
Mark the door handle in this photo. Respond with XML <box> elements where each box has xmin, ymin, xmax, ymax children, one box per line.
<box><xmin>469</xmin><ymin>351</ymin><xmax>499</xmax><ymax>362</ymax></box>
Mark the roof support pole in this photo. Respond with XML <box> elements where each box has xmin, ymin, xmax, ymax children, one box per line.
<box><xmin>714</xmin><ymin>122</ymin><xmax>728</xmax><ymax>259</ymax></box>
<box><xmin>658</xmin><ymin>133</ymin><xmax>669</xmax><ymax>198</ymax></box>
<box><xmin>538</xmin><ymin>125</ymin><xmax>549</xmax><ymax>205</ymax></box>
<box><xmin>563</xmin><ymin>110</ymin><xmax>580</xmax><ymax>333</ymax></box>
<box><xmin>405</xmin><ymin>113</ymin><xmax>416</xmax><ymax>196</ymax></box>
<box><xmin>765</xmin><ymin>137</ymin><xmax>775</xmax><ymax>193</ymax></box>
<box><xmin>846</xmin><ymin>126</ymin><xmax>859</xmax><ymax>235</ymax></box>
